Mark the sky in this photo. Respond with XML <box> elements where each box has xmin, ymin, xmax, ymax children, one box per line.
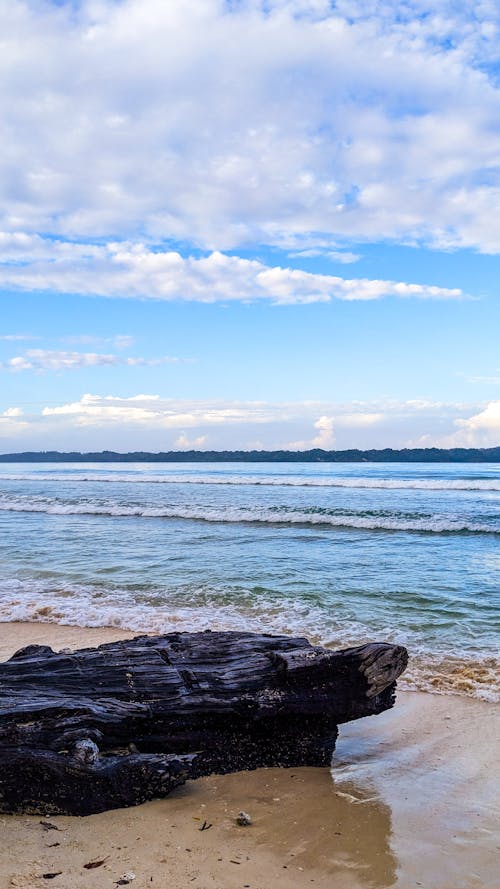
<box><xmin>1</xmin><ymin>0</ymin><xmax>500</xmax><ymax>452</ymax></box>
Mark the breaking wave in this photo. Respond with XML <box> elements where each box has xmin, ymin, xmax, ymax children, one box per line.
<box><xmin>0</xmin><ymin>580</ymin><xmax>498</xmax><ymax>702</ymax></box>
<box><xmin>1</xmin><ymin>472</ymin><xmax>500</xmax><ymax>491</ymax></box>
<box><xmin>0</xmin><ymin>495</ymin><xmax>497</xmax><ymax>534</ymax></box>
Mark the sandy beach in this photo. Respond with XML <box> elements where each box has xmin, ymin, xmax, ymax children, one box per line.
<box><xmin>0</xmin><ymin>622</ymin><xmax>498</xmax><ymax>889</ymax></box>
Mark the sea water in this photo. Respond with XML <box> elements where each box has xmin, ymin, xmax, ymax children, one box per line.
<box><xmin>0</xmin><ymin>461</ymin><xmax>498</xmax><ymax>700</ymax></box>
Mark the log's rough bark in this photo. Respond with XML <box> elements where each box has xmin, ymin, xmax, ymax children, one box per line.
<box><xmin>0</xmin><ymin>631</ymin><xmax>408</xmax><ymax>815</ymax></box>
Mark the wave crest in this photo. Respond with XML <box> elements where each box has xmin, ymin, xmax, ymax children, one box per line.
<box><xmin>2</xmin><ymin>472</ymin><xmax>500</xmax><ymax>491</ymax></box>
<box><xmin>0</xmin><ymin>496</ymin><xmax>496</xmax><ymax>534</ymax></box>
<box><xmin>0</xmin><ymin>586</ymin><xmax>497</xmax><ymax>703</ymax></box>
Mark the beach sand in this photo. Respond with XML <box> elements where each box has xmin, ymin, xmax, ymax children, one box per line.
<box><xmin>0</xmin><ymin>622</ymin><xmax>498</xmax><ymax>889</ymax></box>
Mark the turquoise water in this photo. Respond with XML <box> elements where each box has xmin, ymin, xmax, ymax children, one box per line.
<box><xmin>0</xmin><ymin>461</ymin><xmax>498</xmax><ymax>699</ymax></box>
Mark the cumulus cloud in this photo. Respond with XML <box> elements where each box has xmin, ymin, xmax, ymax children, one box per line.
<box><xmin>175</xmin><ymin>433</ymin><xmax>208</xmax><ymax>449</ymax></box>
<box><xmin>1</xmin><ymin>349</ymin><xmax>190</xmax><ymax>372</ymax></box>
<box><xmin>0</xmin><ymin>235</ymin><xmax>464</xmax><ymax>302</ymax></box>
<box><xmin>445</xmin><ymin>400</ymin><xmax>500</xmax><ymax>446</ymax></box>
<box><xmin>286</xmin><ymin>415</ymin><xmax>336</xmax><ymax>450</ymax></box>
<box><xmin>312</xmin><ymin>415</ymin><xmax>336</xmax><ymax>448</ymax></box>
<box><xmin>0</xmin><ymin>1</ymin><xmax>499</xmax><ymax>254</ymax></box>
<box><xmin>286</xmin><ymin>410</ymin><xmax>386</xmax><ymax>448</ymax></box>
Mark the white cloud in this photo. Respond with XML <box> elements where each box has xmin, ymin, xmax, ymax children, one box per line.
<box><xmin>0</xmin><ymin>406</ymin><xmax>28</xmax><ymax>437</ymax></box>
<box><xmin>286</xmin><ymin>410</ymin><xmax>386</xmax><ymax>448</ymax></box>
<box><xmin>34</xmin><ymin>392</ymin><xmax>471</xmax><ymax>443</ymax></box>
<box><xmin>1</xmin><ymin>349</ymin><xmax>190</xmax><ymax>372</ymax></box>
<box><xmin>286</xmin><ymin>414</ymin><xmax>337</xmax><ymax>450</ymax></box>
<box><xmin>327</xmin><ymin>251</ymin><xmax>361</xmax><ymax>264</ymax></box>
<box><xmin>312</xmin><ymin>415</ymin><xmax>336</xmax><ymax>448</ymax></box>
<box><xmin>175</xmin><ymin>433</ymin><xmax>208</xmax><ymax>449</ymax></box>
<box><xmin>445</xmin><ymin>400</ymin><xmax>500</xmax><ymax>446</ymax></box>
<box><xmin>114</xmin><ymin>335</ymin><xmax>135</xmax><ymax>350</ymax></box>
<box><xmin>42</xmin><ymin>394</ymin><xmax>167</xmax><ymax>426</ymax></box>
<box><xmin>0</xmin><ymin>334</ymin><xmax>38</xmax><ymax>341</ymax></box>
<box><xmin>64</xmin><ymin>334</ymin><xmax>135</xmax><ymax>349</ymax></box>
<box><xmin>289</xmin><ymin>249</ymin><xmax>362</xmax><ymax>263</ymax></box>
<box><xmin>40</xmin><ymin>394</ymin><xmax>283</xmax><ymax>428</ymax></box>
<box><xmin>0</xmin><ymin>235</ymin><xmax>464</xmax><ymax>303</ymax></box>
<box><xmin>0</xmin><ymin>2</ymin><xmax>499</xmax><ymax>253</ymax></box>
<box><xmin>0</xmin><ymin>393</ymin><xmax>490</xmax><ymax>450</ymax></box>
<box><xmin>334</xmin><ymin>412</ymin><xmax>385</xmax><ymax>427</ymax></box>
<box><xmin>465</xmin><ymin>373</ymin><xmax>500</xmax><ymax>385</ymax></box>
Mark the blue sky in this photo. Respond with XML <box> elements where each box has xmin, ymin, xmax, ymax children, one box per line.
<box><xmin>1</xmin><ymin>0</ymin><xmax>500</xmax><ymax>451</ymax></box>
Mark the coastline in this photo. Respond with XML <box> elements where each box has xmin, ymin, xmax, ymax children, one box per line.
<box><xmin>0</xmin><ymin>622</ymin><xmax>498</xmax><ymax>889</ymax></box>
<box><xmin>2</xmin><ymin>449</ymin><xmax>500</xmax><ymax>462</ymax></box>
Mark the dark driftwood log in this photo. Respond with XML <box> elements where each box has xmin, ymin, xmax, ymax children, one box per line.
<box><xmin>0</xmin><ymin>631</ymin><xmax>408</xmax><ymax>815</ymax></box>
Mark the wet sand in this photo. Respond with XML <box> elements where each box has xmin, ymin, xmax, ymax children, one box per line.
<box><xmin>0</xmin><ymin>622</ymin><xmax>498</xmax><ymax>889</ymax></box>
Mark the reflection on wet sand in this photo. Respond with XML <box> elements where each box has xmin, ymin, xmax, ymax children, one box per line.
<box><xmin>190</xmin><ymin>766</ymin><xmax>397</xmax><ymax>888</ymax></box>
<box><xmin>334</xmin><ymin>691</ymin><xmax>500</xmax><ymax>889</ymax></box>
<box><xmin>0</xmin><ymin>766</ymin><xmax>396</xmax><ymax>889</ymax></box>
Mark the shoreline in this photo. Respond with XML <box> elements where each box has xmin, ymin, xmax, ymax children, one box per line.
<box><xmin>0</xmin><ymin>622</ymin><xmax>498</xmax><ymax>889</ymax></box>
<box><xmin>0</xmin><ymin>616</ymin><xmax>497</xmax><ymax>703</ymax></box>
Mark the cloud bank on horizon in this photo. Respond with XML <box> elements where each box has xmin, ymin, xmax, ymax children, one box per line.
<box><xmin>2</xmin><ymin>394</ymin><xmax>500</xmax><ymax>451</ymax></box>
<box><xmin>1</xmin><ymin>0</ymin><xmax>499</xmax><ymax>450</ymax></box>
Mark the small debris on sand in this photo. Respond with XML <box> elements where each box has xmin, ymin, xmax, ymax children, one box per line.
<box><xmin>115</xmin><ymin>873</ymin><xmax>136</xmax><ymax>886</ymax></box>
<box><xmin>236</xmin><ymin>810</ymin><xmax>252</xmax><ymax>826</ymax></box>
<box><xmin>83</xmin><ymin>856</ymin><xmax>109</xmax><ymax>869</ymax></box>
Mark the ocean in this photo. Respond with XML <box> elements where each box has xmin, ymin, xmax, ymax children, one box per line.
<box><xmin>0</xmin><ymin>461</ymin><xmax>498</xmax><ymax>701</ymax></box>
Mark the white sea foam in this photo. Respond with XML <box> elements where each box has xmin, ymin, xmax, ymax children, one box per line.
<box><xmin>0</xmin><ymin>581</ymin><xmax>497</xmax><ymax>702</ymax></box>
<box><xmin>1</xmin><ymin>472</ymin><xmax>500</xmax><ymax>491</ymax></box>
<box><xmin>0</xmin><ymin>496</ymin><xmax>496</xmax><ymax>533</ymax></box>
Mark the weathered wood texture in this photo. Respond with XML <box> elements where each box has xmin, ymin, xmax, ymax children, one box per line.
<box><xmin>0</xmin><ymin>631</ymin><xmax>408</xmax><ymax>815</ymax></box>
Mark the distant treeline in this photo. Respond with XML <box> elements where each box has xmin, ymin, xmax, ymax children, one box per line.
<box><xmin>0</xmin><ymin>447</ymin><xmax>499</xmax><ymax>463</ymax></box>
